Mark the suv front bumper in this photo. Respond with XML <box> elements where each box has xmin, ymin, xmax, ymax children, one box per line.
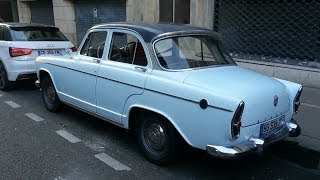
<box><xmin>206</xmin><ymin>119</ymin><xmax>300</xmax><ymax>158</ymax></box>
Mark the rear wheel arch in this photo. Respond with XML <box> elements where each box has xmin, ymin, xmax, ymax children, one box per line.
<box><xmin>39</xmin><ymin>69</ymin><xmax>50</xmax><ymax>82</ymax></box>
<box><xmin>128</xmin><ymin>106</ymin><xmax>191</xmax><ymax>146</ymax></box>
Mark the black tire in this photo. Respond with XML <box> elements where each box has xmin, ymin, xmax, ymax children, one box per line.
<box><xmin>41</xmin><ymin>76</ymin><xmax>61</xmax><ymax>112</ymax></box>
<box><xmin>0</xmin><ymin>62</ymin><xmax>13</xmax><ymax>91</ymax></box>
<box><xmin>137</xmin><ymin>113</ymin><xmax>180</xmax><ymax>165</ymax></box>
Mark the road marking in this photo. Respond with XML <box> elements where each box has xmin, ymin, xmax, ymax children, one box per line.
<box><xmin>94</xmin><ymin>153</ymin><xmax>131</xmax><ymax>171</ymax></box>
<box><xmin>5</xmin><ymin>101</ymin><xmax>21</xmax><ymax>108</ymax></box>
<box><xmin>56</xmin><ymin>130</ymin><xmax>81</xmax><ymax>143</ymax></box>
<box><xmin>25</xmin><ymin>113</ymin><xmax>44</xmax><ymax>122</ymax></box>
<box><xmin>302</xmin><ymin>103</ymin><xmax>320</xmax><ymax>109</ymax></box>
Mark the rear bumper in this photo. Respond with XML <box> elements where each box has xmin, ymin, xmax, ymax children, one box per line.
<box><xmin>206</xmin><ymin>118</ymin><xmax>300</xmax><ymax>158</ymax></box>
<box><xmin>17</xmin><ymin>73</ymin><xmax>37</xmax><ymax>81</ymax></box>
<box><xmin>5</xmin><ymin>60</ymin><xmax>36</xmax><ymax>81</ymax></box>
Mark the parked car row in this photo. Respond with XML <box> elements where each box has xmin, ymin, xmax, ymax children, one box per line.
<box><xmin>0</xmin><ymin>22</ymin><xmax>303</xmax><ymax>165</ymax></box>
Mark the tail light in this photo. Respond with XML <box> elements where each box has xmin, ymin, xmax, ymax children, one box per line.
<box><xmin>9</xmin><ymin>47</ymin><xmax>32</xmax><ymax>57</ymax></box>
<box><xmin>71</xmin><ymin>47</ymin><xmax>77</xmax><ymax>52</ymax></box>
<box><xmin>231</xmin><ymin>101</ymin><xmax>245</xmax><ymax>139</ymax></box>
<box><xmin>294</xmin><ymin>86</ymin><xmax>303</xmax><ymax>113</ymax></box>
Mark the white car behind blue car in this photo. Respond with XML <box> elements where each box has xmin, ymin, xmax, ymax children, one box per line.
<box><xmin>0</xmin><ymin>23</ymin><xmax>76</xmax><ymax>91</ymax></box>
<box><xmin>35</xmin><ymin>23</ymin><xmax>303</xmax><ymax>165</ymax></box>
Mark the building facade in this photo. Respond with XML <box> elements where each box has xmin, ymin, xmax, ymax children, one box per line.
<box><xmin>3</xmin><ymin>0</ymin><xmax>320</xmax><ymax>87</ymax></box>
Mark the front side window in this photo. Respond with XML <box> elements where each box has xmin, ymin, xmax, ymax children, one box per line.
<box><xmin>109</xmin><ymin>32</ymin><xmax>147</xmax><ymax>66</ymax></box>
<box><xmin>154</xmin><ymin>35</ymin><xmax>235</xmax><ymax>70</ymax></box>
<box><xmin>80</xmin><ymin>31</ymin><xmax>107</xmax><ymax>58</ymax></box>
<box><xmin>10</xmin><ymin>27</ymin><xmax>68</xmax><ymax>41</ymax></box>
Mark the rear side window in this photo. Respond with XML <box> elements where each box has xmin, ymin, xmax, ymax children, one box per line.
<box><xmin>10</xmin><ymin>26</ymin><xmax>68</xmax><ymax>41</ymax></box>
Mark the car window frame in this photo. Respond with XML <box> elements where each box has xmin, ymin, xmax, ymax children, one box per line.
<box><xmin>104</xmin><ymin>28</ymin><xmax>152</xmax><ymax>68</ymax></box>
<box><xmin>4</xmin><ymin>27</ymin><xmax>12</xmax><ymax>41</ymax></box>
<box><xmin>0</xmin><ymin>26</ymin><xmax>4</xmax><ymax>41</ymax></box>
<box><xmin>77</xmin><ymin>29</ymin><xmax>109</xmax><ymax>60</ymax></box>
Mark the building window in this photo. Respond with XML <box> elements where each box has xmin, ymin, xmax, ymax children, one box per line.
<box><xmin>160</xmin><ymin>0</ymin><xmax>190</xmax><ymax>24</ymax></box>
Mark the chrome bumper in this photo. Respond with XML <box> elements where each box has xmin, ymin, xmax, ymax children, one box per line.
<box><xmin>206</xmin><ymin>119</ymin><xmax>300</xmax><ymax>158</ymax></box>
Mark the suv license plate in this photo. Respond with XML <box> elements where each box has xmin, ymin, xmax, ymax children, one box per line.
<box><xmin>260</xmin><ymin>115</ymin><xmax>285</xmax><ymax>137</ymax></box>
<box><xmin>38</xmin><ymin>50</ymin><xmax>62</xmax><ymax>56</ymax></box>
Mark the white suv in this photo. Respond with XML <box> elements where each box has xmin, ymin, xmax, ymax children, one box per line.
<box><xmin>0</xmin><ymin>23</ymin><xmax>76</xmax><ymax>91</ymax></box>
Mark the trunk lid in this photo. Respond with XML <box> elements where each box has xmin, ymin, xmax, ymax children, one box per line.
<box><xmin>183</xmin><ymin>66</ymin><xmax>290</xmax><ymax>126</ymax></box>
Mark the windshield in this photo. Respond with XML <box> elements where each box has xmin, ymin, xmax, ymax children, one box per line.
<box><xmin>154</xmin><ymin>35</ymin><xmax>235</xmax><ymax>70</ymax></box>
<box><xmin>10</xmin><ymin>27</ymin><xmax>68</xmax><ymax>41</ymax></box>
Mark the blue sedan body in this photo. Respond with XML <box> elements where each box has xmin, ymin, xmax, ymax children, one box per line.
<box><xmin>35</xmin><ymin>23</ymin><xmax>302</xmax><ymax>162</ymax></box>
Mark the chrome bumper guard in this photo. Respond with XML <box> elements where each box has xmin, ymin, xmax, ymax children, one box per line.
<box><xmin>206</xmin><ymin>119</ymin><xmax>300</xmax><ymax>158</ymax></box>
<box><xmin>35</xmin><ymin>80</ymin><xmax>40</xmax><ymax>88</ymax></box>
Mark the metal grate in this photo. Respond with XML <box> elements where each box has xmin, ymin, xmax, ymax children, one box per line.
<box><xmin>213</xmin><ymin>0</ymin><xmax>320</xmax><ymax>67</ymax></box>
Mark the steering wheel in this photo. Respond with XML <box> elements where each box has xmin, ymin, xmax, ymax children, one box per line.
<box><xmin>124</xmin><ymin>42</ymin><xmax>137</xmax><ymax>54</ymax></box>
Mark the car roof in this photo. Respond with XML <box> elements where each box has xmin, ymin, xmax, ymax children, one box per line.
<box><xmin>91</xmin><ymin>22</ymin><xmax>219</xmax><ymax>42</ymax></box>
<box><xmin>0</xmin><ymin>22</ymin><xmax>56</xmax><ymax>28</ymax></box>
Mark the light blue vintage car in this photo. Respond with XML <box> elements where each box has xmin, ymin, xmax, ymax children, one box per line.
<box><xmin>35</xmin><ymin>23</ymin><xmax>303</xmax><ymax>165</ymax></box>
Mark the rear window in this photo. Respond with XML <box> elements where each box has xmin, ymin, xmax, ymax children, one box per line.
<box><xmin>10</xmin><ymin>26</ymin><xmax>68</xmax><ymax>41</ymax></box>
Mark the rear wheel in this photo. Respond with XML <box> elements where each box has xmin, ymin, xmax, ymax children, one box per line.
<box><xmin>41</xmin><ymin>76</ymin><xmax>61</xmax><ymax>112</ymax></box>
<box><xmin>137</xmin><ymin>113</ymin><xmax>180</xmax><ymax>165</ymax></box>
<box><xmin>0</xmin><ymin>62</ymin><xmax>13</xmax><ymax>91</ymax></box>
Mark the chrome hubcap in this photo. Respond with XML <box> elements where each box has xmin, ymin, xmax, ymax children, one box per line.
<box><xmin>144</xmin><ymin>122</ymin><xmax>166</xmax><ymax>151</ymax></box>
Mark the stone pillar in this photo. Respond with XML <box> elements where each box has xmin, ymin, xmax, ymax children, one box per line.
<box><xmin>143</xmin><ymin>0</ymin><xmax>159</xmax><ymax>23</ymax></box>
<box><xmin>126</xmin><ymin>0</ymin><xmax>144</xmax><ymax>22</ymax></box>
<box><xmin>127</xmin><ymin>0</ymin><xmax>159</xmax><ymax>23</ymax></box>
<box><xmin>190</xmin><ymin>0</ymin><xmax>215</xmax><ymax>29</ymax></box>
<box><xmin>17</xmin><ymin>0</ymin><xmax>31</xmax><ymax>23</ymax></box>
<box><xmin>52</xmin><ymin>0</ymin><xmax>77</xmax><ymax>45</ymax></box>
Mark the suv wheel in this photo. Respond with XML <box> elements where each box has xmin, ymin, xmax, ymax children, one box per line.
<box><xmin>0</xmin><ymin>62</ymin><xmax>13</xmax><ymax>91</ymax></box>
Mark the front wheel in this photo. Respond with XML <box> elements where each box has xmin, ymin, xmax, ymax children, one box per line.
<box><xmin>41</xmin><ymin>76</ymin><xmax>61</xmax><ymax>112</ymax></box>
<box><xmin>137</xmin><ymin>114</ymin><xmax>180</xmax><ymax>165</ymax></box>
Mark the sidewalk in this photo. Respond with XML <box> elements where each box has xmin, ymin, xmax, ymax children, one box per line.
<box><xmin>291</xmin><ymin>86</ymin><xmax>320</xmax><ymax>152</ymax></box>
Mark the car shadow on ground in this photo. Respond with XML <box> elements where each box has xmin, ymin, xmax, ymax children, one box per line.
<box><xmin>269</xmin><ymin>141</ymin><xmax>320</xmax><ymax>169</ymax></box>
<box><xmin>11</xmin><ymin>80</ymin><xmax>38</xmax><ymax>91</ymax></box>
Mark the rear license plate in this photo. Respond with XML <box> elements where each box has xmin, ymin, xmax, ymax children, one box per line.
<box><xmin>260</xmin><ymin>115</ymin><xmax>285</xmax><ymax>137</ymax></box>
<box><xmin>38</xmin><ymin>49</ymin><xmax>63</xmax><ymax>56</ymax></box>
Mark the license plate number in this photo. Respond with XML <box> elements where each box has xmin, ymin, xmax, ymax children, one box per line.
<box><xmin>38</xmin><ymin>50</ymin><xmax>63</xmax><ymax>56</ymax></box>
<box><xmin>260</xmin><ymin>115</ymin><xmax>285</xmax><ymax>136</ymax></box>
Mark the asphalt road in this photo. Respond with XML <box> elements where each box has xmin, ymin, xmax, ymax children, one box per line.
<box><xmin>0</xmin><ymin>82</ymin><xmax>319</xmax><ymax>180</ymax></box>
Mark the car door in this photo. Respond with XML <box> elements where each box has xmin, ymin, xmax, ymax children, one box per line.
<box><xmin>55</xmin><ymin>30</ymin><xmax>108</xmax><ymax>113</ymax></box>
<box><xmin>96</xmin><ymin>29</ymin><xmax>151</xmax><ymax>124</ymax></box>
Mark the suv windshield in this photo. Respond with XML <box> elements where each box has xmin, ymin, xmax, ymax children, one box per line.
<box><xmin>10</xmin><ymin>26</ymin><xmax>68</xmax><ymax>41</ymax></box>
<box><xmin>154</xmin><ymin>35</ymin><xmax>235</xmax><ymax>70</ymax></box>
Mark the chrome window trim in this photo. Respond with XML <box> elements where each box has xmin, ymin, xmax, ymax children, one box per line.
<box><xmin>151</xmin><ymin>33</ymin><xmax>237</xmax><ymax>72</ymax></box>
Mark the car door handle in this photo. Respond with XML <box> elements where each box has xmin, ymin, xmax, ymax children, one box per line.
<box><xmin>135</xmin><ymin>67</ymin><xmax>147</xmax><ymax>72</ymax></box>
<box><xmin>93</xmin><ymin>58</ymin><xmax>101</xmax><ymax>63</ymax></box>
